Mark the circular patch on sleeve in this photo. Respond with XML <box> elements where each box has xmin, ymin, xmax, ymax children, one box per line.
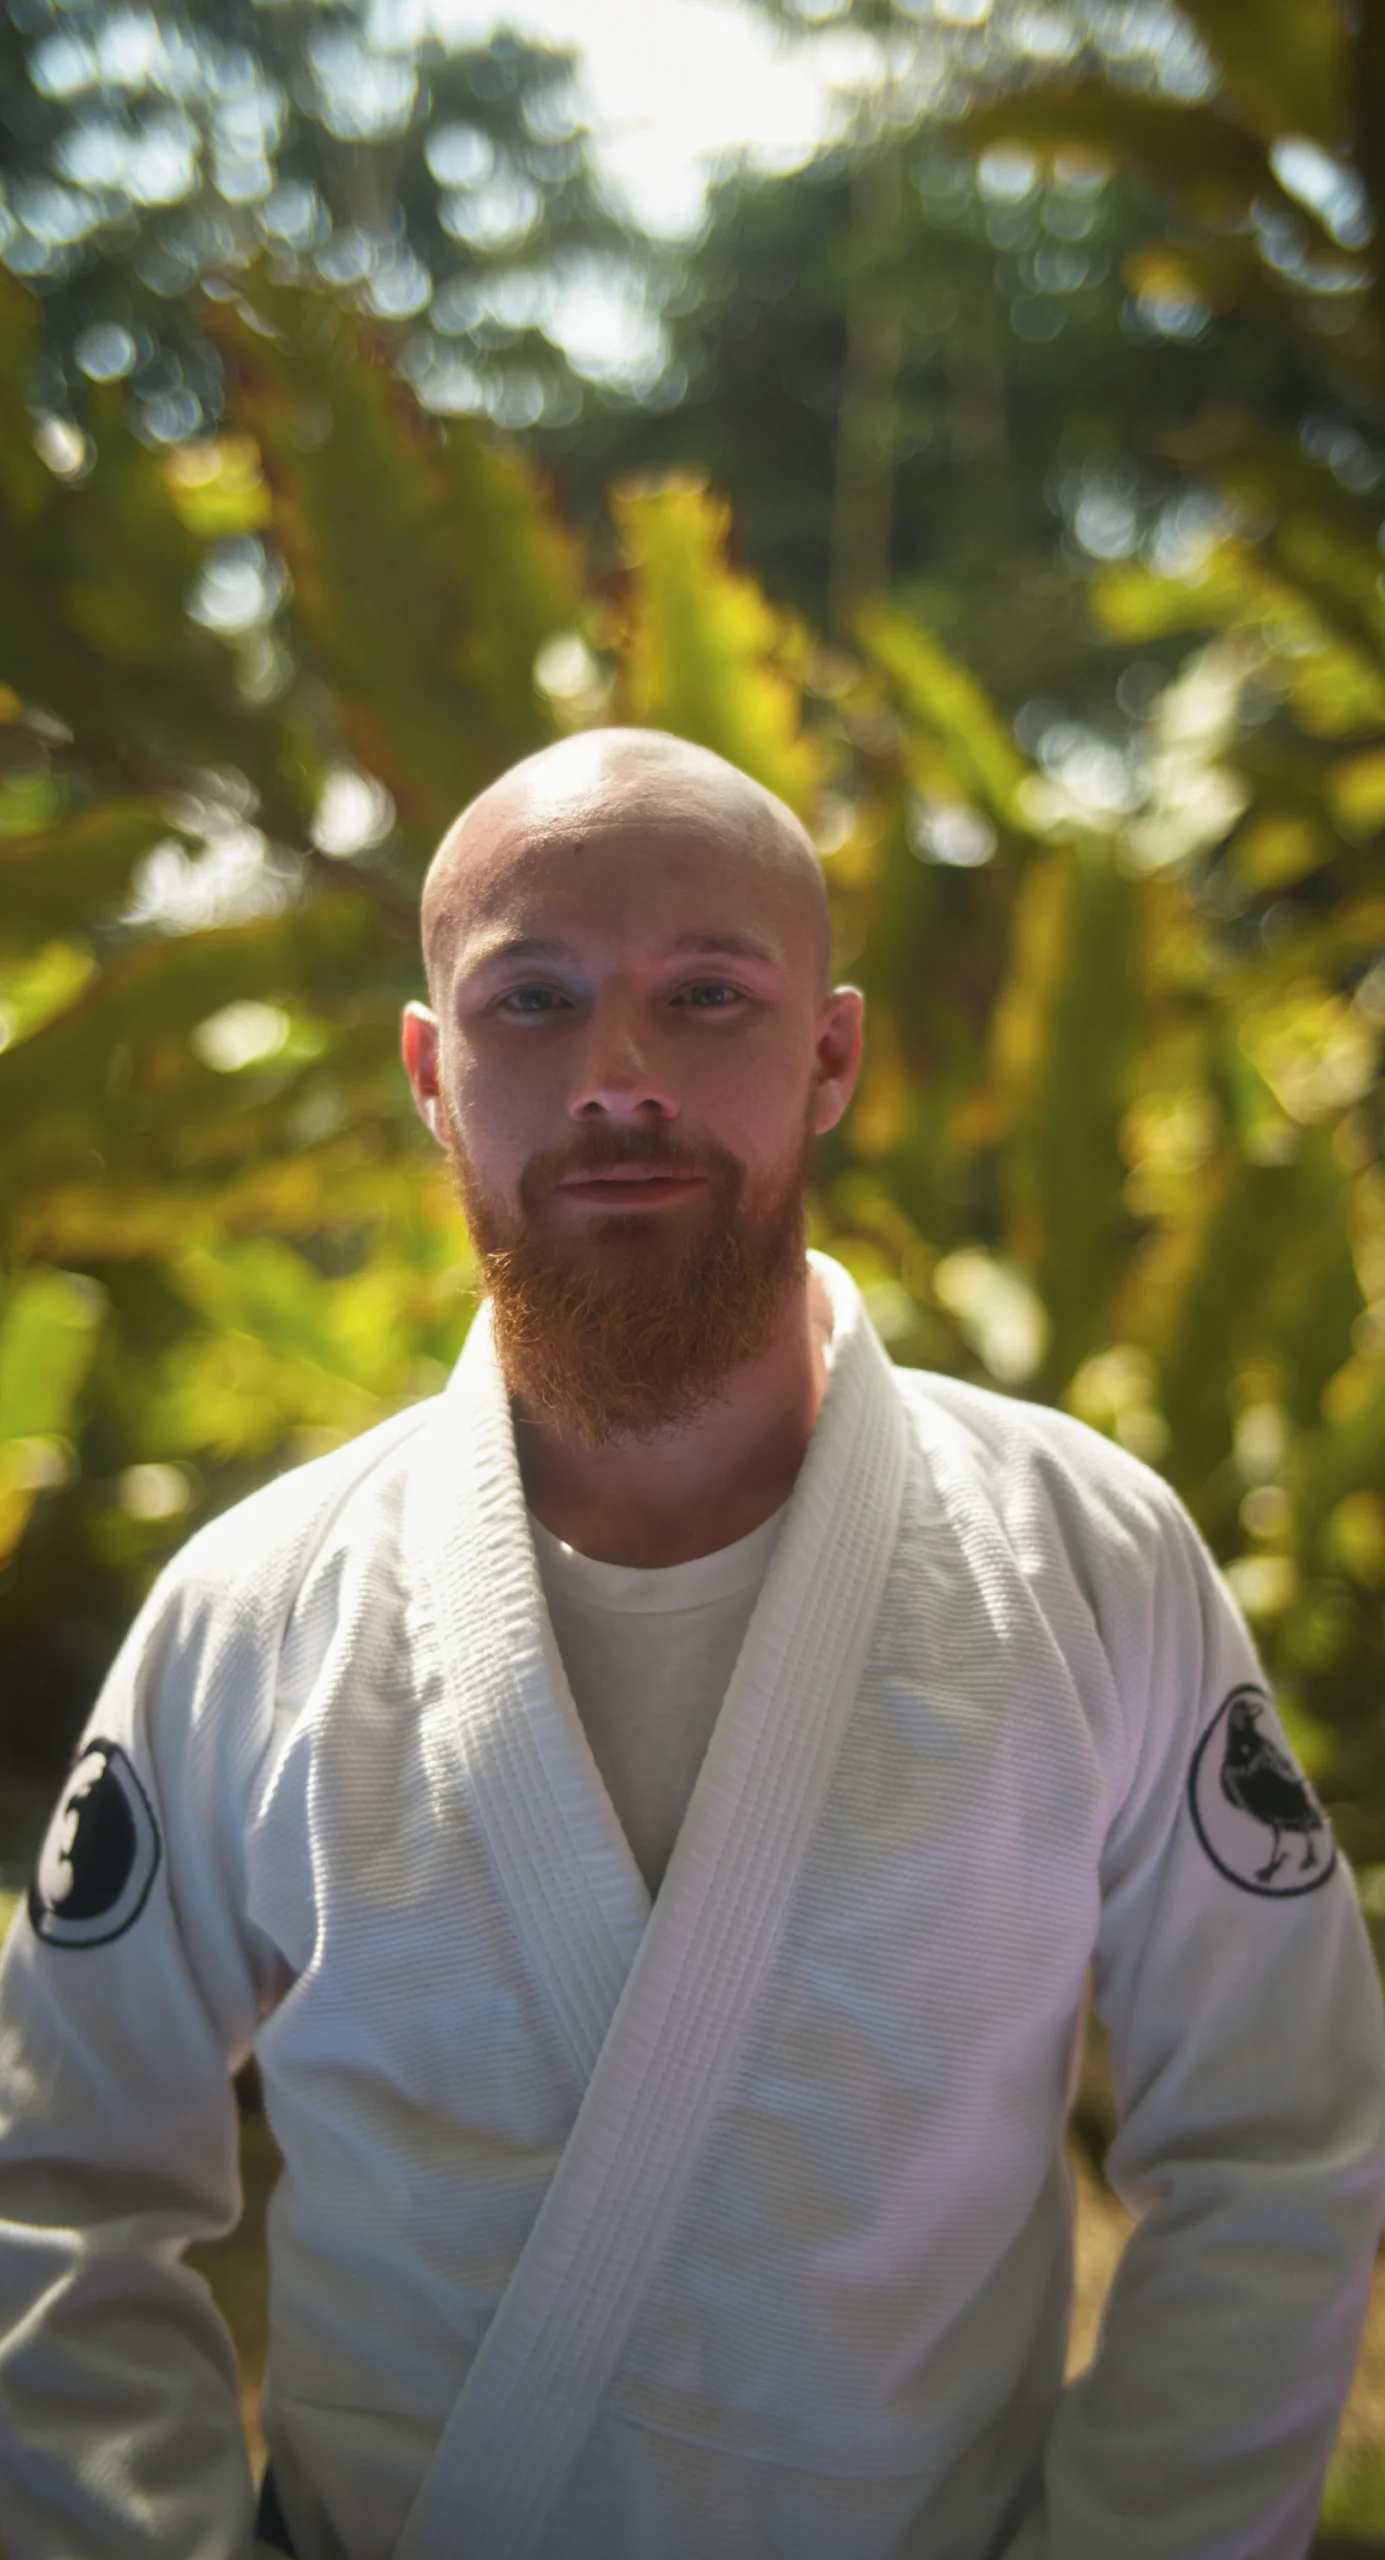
<box><xmin>27</xmin><ymin>1740</ymin><xmax>161</xmax><ymax>1948</ymax></box>
<box><xmin>1188</xmin><ymin>1684</ymin><xmax>1336</xmax><ymax>1900</ymax></box>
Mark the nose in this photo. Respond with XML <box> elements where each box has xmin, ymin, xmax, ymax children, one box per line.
<box><xmin>568</xmin><ymin>992</ymin><xmax>678</xmax><ymax>1124</ymax></box>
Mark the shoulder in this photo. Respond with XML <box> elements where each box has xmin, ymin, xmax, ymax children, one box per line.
<box><xmin>138</xmin><ymin>1396</ymin><xmax>439</xmax><ymax>1652</ymax></box>
<box><xmin>884</xmin><ymin>1365</ymin><xmax>1243</xmax><ymax>1769</ymax></box>
<box><xmin>97</xmin><ymin>1398</ymin><xmax>445</xmax><ymax>1826</ymax></box>
<box><xmin>888</xmin><ymin>1362</ymin><xmax>1193</xmax><ymax>1593</ymax></box>
<box><xmin>891</xmin><ymin>1362</ymin><xmax>1171</xmax><ymax>1509</ymax></box>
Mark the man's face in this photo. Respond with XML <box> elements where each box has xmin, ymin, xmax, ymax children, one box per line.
<box><xmin>403</xmin><ymin>793</ymin><xmax>862</xmax><ymax>1439</ymax></box>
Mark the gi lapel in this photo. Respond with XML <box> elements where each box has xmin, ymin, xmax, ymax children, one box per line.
<box><xmin>397</xmin><ymin>1254</ymin><xmax>911</xmax><ymax>2560</ymax></box>
<box><xmin>414</xmin><ymin>1296</ymin><xmax>651</xmax><ymax>2097</ymax></box>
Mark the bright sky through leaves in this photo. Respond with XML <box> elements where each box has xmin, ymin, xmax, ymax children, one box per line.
<box><xmin>416</xmin><ymin>0</ymin><xmax>866</xmax><ymax>234</ymax></box>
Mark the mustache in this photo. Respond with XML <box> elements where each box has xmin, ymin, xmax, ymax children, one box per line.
<box><xmin>520</xmin><ymin>1127</ymin><xmax>744</xmax><ymax>1198</ymax></box>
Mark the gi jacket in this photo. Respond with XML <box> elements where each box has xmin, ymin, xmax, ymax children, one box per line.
<box><xmin>1</xmin><ymin>1255</ymin><xmax>1383</xmax><ymax>2560</ymax></box>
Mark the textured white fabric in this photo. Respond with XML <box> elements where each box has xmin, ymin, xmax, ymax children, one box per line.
<box><xmin>395</xmin><ymin>1256</ymin><xmax>911</xmax><ymax>2560</ymax></box>
<box><xmin>0</xmin><ymin>1253</ymin><xmax>1381</xmax><ymax>2560</ymax></box>
<box><xmin>530</xmin><ymin>1503</ymin><xmax>787</xmax><ymax>1893</ymax></box>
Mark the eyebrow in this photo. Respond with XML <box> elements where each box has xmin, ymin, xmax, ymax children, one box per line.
<box><xmin>461</xmin><ymin>929</ymin><xmax>782</xmax><ymax>974</ymax></box>
<box><xmin>463</xmin><ymin>936</ymin><xmax>575</xmax><ymax>971</ymax></box>
<box><xmin>669</xmin><ymin>930</ymin><xmax>780</xmax><ymax>964</ymax></box>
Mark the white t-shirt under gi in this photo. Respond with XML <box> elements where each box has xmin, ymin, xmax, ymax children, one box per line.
<box><xmin>530</xmin><ymin>1506</ymin><xmax>789</xmax><ymax>1895</ymax></box>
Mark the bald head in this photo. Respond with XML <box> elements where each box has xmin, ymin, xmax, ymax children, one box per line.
<box><xmin>421</xmin><ymin>729</ymin><xmax>831</xmax><ymax>1000</ymax></box>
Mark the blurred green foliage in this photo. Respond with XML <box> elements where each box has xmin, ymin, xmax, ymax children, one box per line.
<box><xmin>0</xmin><ymin>0</ymin><xmax>631</xmax><ymax>439</ymax></box>
<box><xmin>6</xmin><ymin>0</ymin><xmax>1385</xmax><ymax>1881</ymax></box>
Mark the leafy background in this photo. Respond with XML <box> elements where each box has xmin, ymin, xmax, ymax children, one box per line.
<box><xmin>6</xmin><ymin>0</ymin><xmax>1385</xmax><ymax>2536</ymax></box>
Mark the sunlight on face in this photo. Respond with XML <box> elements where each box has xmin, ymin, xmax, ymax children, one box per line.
<box><xmin>406</xmin><ymin>741</ymin><xmax>861</xmax><ymax>1438</ymax></box>
<box><xmin>437</xmin><ymin>805</ymin><xmax>831</xmax><ymax>1237</ymax></box>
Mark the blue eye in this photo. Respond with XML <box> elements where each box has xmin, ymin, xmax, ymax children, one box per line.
<box><xmin>682</xmin><ymin>982</ymin><xmax>738</xmax><ymax>1008</ymax></box>
<box><xmin>502</xmin><ymin>986</ymin><xmax>567</xmax><ymax>1015</ymax></box>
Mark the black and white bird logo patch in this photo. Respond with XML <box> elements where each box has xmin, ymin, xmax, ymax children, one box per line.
<box><xmin>1188</xmin><ymin>1685</ymin><xmax>1335</xmax><ymax>1899</ymax></box>
<box><xmin>27</xmin><ymin>1740</ymin><xmax>160</xmax><ymax>1948</ymax></box>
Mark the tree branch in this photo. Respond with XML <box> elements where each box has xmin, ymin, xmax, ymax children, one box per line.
<box><xmin>0</xmin><ymin>722</ymin><xmax>421</xmax><ymax>932</ymax></box>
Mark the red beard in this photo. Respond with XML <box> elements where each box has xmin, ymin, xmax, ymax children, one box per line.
<box><xmin>441</xmin><ymin>1105</ymin><xmax>813</xmax><ymax>1444</ymax></box>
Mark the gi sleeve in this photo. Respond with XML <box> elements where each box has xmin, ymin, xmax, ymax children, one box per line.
<box><xmin>0</xmin><ymin>1542</ymin><xmax>283</xmax><ymax>2560</ymax></box>
<box><xmin>1026</xmin><ymin>1482</ymin><xmax>1385</xmax><ymax>2560</ymax></box>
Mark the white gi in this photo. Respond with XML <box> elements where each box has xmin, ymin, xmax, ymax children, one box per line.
<box><xmin>1</xmin><ymin>1252</ymin><xmax>1383</xmax><ymax>2560</ymax></box>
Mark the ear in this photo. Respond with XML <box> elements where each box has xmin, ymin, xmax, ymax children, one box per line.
<box><xmin>811</xmin><ymin>986</ymin><xmax>865</xmax><ymax>1137</ymax></box>
<box><xmin>401</xmin><ymin>1002</ymin><xmax>445</xmax><ymax>1145</ymax></box>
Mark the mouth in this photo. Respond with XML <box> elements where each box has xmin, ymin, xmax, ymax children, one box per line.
<box><xmin>553</xmin><ymin>1166</ymin><xmax>711</xmax><ymax>1210</ymax></box>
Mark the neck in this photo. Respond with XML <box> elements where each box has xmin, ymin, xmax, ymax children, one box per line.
<box><xmin>512</xmin><ymin>1265</ymin><xmax>834</xmax><ymax>1568</ymax></box>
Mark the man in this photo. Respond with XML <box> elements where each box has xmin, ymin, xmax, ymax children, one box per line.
<box><xmin>0</xmin><ymin>727</ymin><xmax>1383</xmax><ymax>2560</ymax></box>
